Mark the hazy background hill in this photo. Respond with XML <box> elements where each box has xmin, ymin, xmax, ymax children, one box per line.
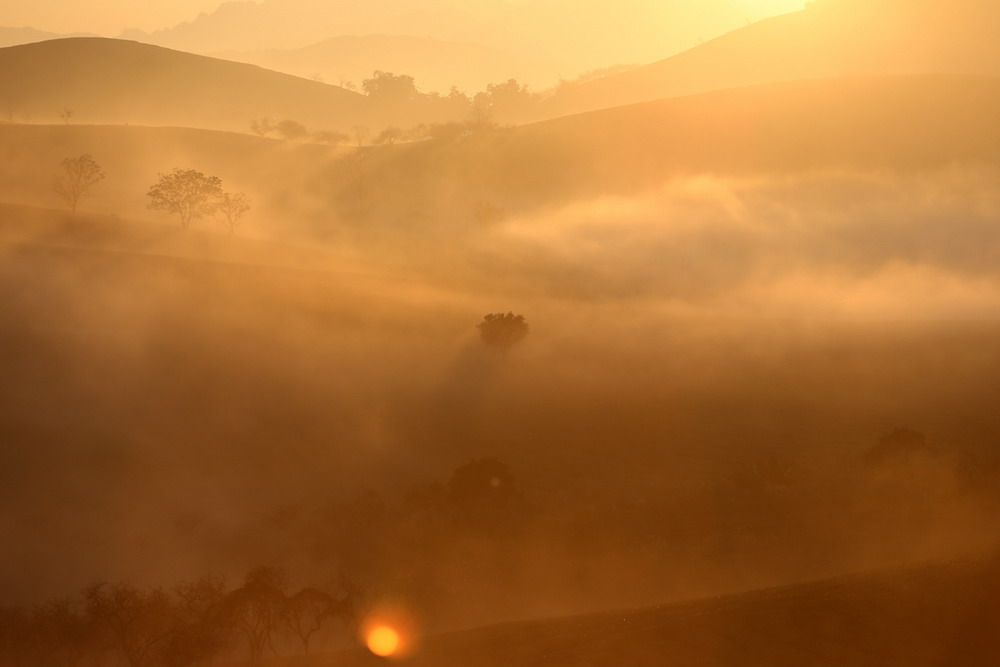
<box><xmin>219</xmin><ymin>34</ymin><xmax>541</xmax><ymax>94</ymax></box>
<box><xmin>119</xmin><ymin>0</ymin><xmax>762</xmax><ymax>90</ymax></box>
<box><xmin>326</xmin><ymin>75</ymin><xmax>1000</xmax><ymax>228</ymax></box>
<box><xmin>0</xmin><ymin>38</ymin><xmax>371</xmax><ymax>131</ymax></box>
<box><xmin>0</xmin><ymin>26</ymin><xmax>67</xmax><ymax>47</ymax></box>
<box><xmin>544</xmin><ymin>0</ymin><xmax>1000</xmax><ymax>118</ymax></box>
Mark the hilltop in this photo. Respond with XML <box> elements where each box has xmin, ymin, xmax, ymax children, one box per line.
<box><xmin>544</xmin><ymin>0</ymin><xmax>1000</xmax><ymax>118</ymax></box>
<box><xmin>0</xmin><ymin>38</ymin><xmax>368</xmax><ymax>132</ymax></box>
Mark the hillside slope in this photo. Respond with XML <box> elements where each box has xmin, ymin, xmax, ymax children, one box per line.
<box><xmin>327</xmin><ymin>75</ymin><xmax>1000</xmax><ymax>224</ymax></box>
<box><xmin>0</xmin><ymin>123</ymin><xmax>337</xmax><ymax>228</ymax></box>
<box><xmin>0</xmin><ymin>38</ymin><xmax>368</xmax><ymax>132</ymax></box>
<box><xmin>544</xmin><ymin>0</ymin><xmax>1000</xmax><ymax>118</ymax></box>
<box><xmin>317</xmin><ymin>558</ymin><xmax>1000</xmax><ymax>667</ymax></box>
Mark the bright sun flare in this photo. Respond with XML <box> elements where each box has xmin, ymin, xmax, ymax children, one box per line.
<box><xmin>366</xmin><ymin>625</ymin><xmax>402</xmax><ymax>657</ymax></box>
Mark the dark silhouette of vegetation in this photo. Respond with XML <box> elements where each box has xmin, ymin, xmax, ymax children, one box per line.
<box><xmin>374</xmin><ymin>127</ymin><xmax>403</xmax><ymax>146</ymax></box>
<box><xmin>53</xmin><ymin>154</ymin><xmax>104</xmax><ymax>213</ymax></box>
<box><xmin>362</xmin><ymin>71</ymin><xmax>419</xmax><ymax>106</ymax></box>
<box><xmin>275</xmin><ymin>119</ymin><xmax>309</xmax><ymax>141</ymax></box>
<box><xmin>147</xmin><ymin>169</ymin><xmax>223</xmax><ymax>229</ymax></box>
<box><xmin>218</xmin><ymin>191</ymin><xmax>250</xmax><ymax>234</ymax></box>
<box><xmin>84</xmin><ymin>583</ymin><xmax>176</xmax><ymax>667</ymax></box>
<box><xmin>477</xmin><ymin>312</ymin><xmax>529</xmax><ymax>351</ymax></box>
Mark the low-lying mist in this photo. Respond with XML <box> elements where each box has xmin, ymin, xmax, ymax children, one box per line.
<box><xmin>2</xmin><ymin>157</ymin><xmax>999</xmax><ymax>639</ymax></box>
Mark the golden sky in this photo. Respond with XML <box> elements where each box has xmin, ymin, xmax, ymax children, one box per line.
<box><xmin>3</xmin><ymin>0</ymin><xmax>808</xmax><ymax>37</ymax></box>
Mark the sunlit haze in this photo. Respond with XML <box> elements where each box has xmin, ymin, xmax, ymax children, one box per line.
<box><xmin>2</xmin><ymin>1</ymin><xmax>1000</xmax><ymax>666</ymax></box>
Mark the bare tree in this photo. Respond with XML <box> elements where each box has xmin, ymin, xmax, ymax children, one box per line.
<box><xmin>84</xmin><ymin>584</ymin><xmax>175</xmax><ymax>667</ymax></box>
<box><xmin>147</xmin><ymin>169</ymin><xmax>223</xmax><ymax>229</ymax></box>
<box><xmin>283</xmin><ymin>588</ymin><xmax>333</xmax><ymax>655</ymax></box>
<box><xmin>53</xmin><ymin>154</ymin><xmax>104</xmax><ymax>213</ymax></box>
<box><xmin>217</xmin><ymin>192</ymin><xmax>250</xmax><ymax>235</ymax></box>
<box><xmin>222</xmin><ymin>567</ymin><xmax>287</xmax><ymax>666</ymax></box>
<box><xmin>477</xmin><ymin>313</ymin><xmax>529</xmax><ymax>351</ymax></box>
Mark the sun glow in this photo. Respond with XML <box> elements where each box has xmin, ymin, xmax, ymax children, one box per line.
<box><xmin>366</xmin><ymin>625</ymin><xmax>402</xmax><ymax>658</ymax></box>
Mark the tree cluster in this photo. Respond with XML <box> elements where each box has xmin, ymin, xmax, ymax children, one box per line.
<box><xmin>147</xmin><ymin>169</ymin><xmax>250</xmax><ymax>232</ymax></box>
<box><xmin>0</xmin><ymin>568</ymin><xmax>359</xmax><ymax>667</ymax></box>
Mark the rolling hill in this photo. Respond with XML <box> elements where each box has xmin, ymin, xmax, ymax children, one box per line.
<box><xmin>543</xmin><ymin>0</ymin><xmax>1000</xmax><ymax>119</ymax></box>
<box><xmin>312</xmin><ymin>557</ymin><xmax>1000</xmax><ymax>667</ymax></box>
<box><xmin>0</xmin><ymin>123</ymin><xmax>337</xmax><ymax>227</ymax></box>
<box><xmin>325</xmin><ymin>75</ymin><xmax>1000</xmax><ymax>225</ymax></box>
<box><xmin>0</xmin><ymin>38</ymin><xmax>369</xmax><ymax>132</ymax></box>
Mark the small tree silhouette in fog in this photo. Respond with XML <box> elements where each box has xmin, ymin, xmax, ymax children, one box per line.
<box><xmin>218</xmin><ymin>192</ymin><xmax>250</xmax><ymax>235</ymax></box>
<box><xmin>478</xmin><ymin>313</ymin><xmax>529</xmax><ymax>351</ymax></box>
<box><xmin>84</xmin><ymin>583</ymin><xmax>174</xmax><ymax>667</ymax></box>
<box><xmin>284</xmin><ymin>588</ymin><xmax>333</xmax><ymax>655</ymax></box>
<box><xmin>276</xmin><ymin>119</ymin><xmax>309</xmax><ymax>141</ymax></box>
<box><xmin>147</xmin><ymin>169</ymin><xmax>223</xmax><ymax>229</ymax></box>
<box><xmin>54</xmin><ymin>154</ymin><xmax>104</xmax><ymax>213</ymax></box>
<box><xmin>374</xmin><ymin>127</ymin><xmax>403</xmax><ymax>146</ymax></box>
<box><xmin>59</xmin><ymin>107</ymin><xmax>74</xmax><ymax>124</ymax></box>
<box><xmin>250</xmin><ymin>118</ymin><xmax>273</xmax><ymax>137</ymax></box>
<box><xmin>222</xmin><ymin>567</ymin><xmax>287</xmax><ymax>666</ymax></box>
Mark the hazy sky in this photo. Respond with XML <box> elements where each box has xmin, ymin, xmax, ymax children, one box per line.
<box><xmin>1</xmin><ymin>0</ymin><xmax>808</xmax><ymax>36</ymax></box>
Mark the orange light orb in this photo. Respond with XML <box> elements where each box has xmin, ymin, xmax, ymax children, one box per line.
<box><xmin>366</xmin><ymin>625</ymin><xmax>402</xmax><ymax>657</ymax></box>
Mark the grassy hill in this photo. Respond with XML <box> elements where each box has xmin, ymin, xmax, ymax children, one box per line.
<box><xmin>0</xmin><ymin>38</ymin><xmax>369</xmax><ymax>132</ymax></box>
<box><xmin>0</xmin><ymin>123</ymin><xmax>338</xmax><ymax>229</ymax></box>
<box><xmin>327</xmin><ymin>75</ymin><xmax>1000</xmax><ymax>225</ymax></box>
<box><xmin>309</xmin><ymin>558</ymin><xmax>1000</xmax><ymax>667</ymax></box>
<box><xmin>543</xmin><ymin>0</ymin><xmax>1000</xmax><ymax>118</ymax></box>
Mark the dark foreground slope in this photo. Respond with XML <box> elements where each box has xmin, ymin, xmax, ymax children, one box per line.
<box><xmin>0</xmin><ymin>38</ymin><xmax>368</xmax><ymax>131</ymax></box>
<box><xmin>322</xmin><ymin>558</ymin><xmax>1000</xmax><ymax>667</ymax></box>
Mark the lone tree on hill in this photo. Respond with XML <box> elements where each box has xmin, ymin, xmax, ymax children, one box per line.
<box><xmin>218</xmin><ymin>192</ymin><xmax>250</xmax><ymax>235</ymax></box>
<box><xmin>147</xmin><ymin>169</ymin><xmax>223</xmax><ymax>229</ymax></box>
<box><xmin>54</xmin><ymin>154</ymin><xmax>104</xmax><ymax>213</ymax></box>
<box><xmin>477</xmin><ymin>312</ymin><xmax>529</xmax><ymax>351</ymax></box>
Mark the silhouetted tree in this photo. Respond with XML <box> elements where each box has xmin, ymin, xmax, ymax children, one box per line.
<box><xmin>275</xmin><ymin>120</ymin><xmax>309</xmax><ymax>141</ymax></box>
<box><xmin>473</xmin><ymin>79</ymin><xmax>538</xmax><ymax>124</ymax></box>
<box><xmin>59</xmin><ymin>107</ymin><xmax>74</xmax><ymax>124</ymax></box>
<box><xmin>147</xmin><ymin>169</ymin><xmax>224</xmax><ymax>229</ymax></box>
<box><xmin>362</xmin><ymin>71</ymin><xmax>419</xmax><ymax>105</ymax></box>
<box><xmin>222</xmin><ymin>567</ymin><xmax>287</xmax><ymax>666</ymax></box>
<box><xmin>54</xmin><ymin>154</ymin><xmax>104</xmax><ymax>213</ymax></box>
<box><xmin>159</xmin><ymin>577</ymin><xmax>229</xmax><ymax>667</ymax></box>
<box><xmin>283</xmin><ymin>588</ymin><xmax>333</xmax><ymax>655</ymax></box>
<box><xmin>374</xmin><ymin>127</ymin><xmax>403</xmax><ymax>146</ymax></box>
<box><xmin>84</xmin><ymin>584</ymin><xmax>175</xmax><ymax>667</ymax></box>
<box><xmin>217</xmin><ymin>192</ymin><xmax>250</xmax><ymax>235</ymax></box>
<box><xmin>477</xmin><ymin>312</ymin><xmax>529</xmax><ymax>351</ymax></box>
<box><xmin>250</xmin><ymin>118</ymin><xmax>273</xmax><ymax>137</ymax></box>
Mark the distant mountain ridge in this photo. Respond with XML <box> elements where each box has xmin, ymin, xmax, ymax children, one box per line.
<box><xmin>543</xmin><ymin>0</ymin><xmax>1000</xmax><ymax>118</ymax></box>
<box><xmin>217</xmin><ymin>34</ymin><xmax>542</xmax><ymax>94</ymax></box>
